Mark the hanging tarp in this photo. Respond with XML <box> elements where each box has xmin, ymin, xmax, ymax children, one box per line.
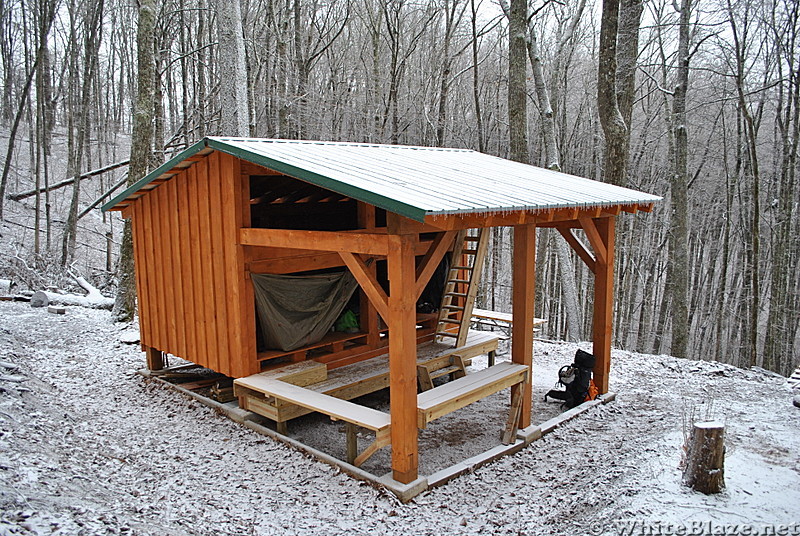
<box><xmin>251</xmin><ymin>271</ymin><xmax>360</xmax><ymax>352</ymax></box>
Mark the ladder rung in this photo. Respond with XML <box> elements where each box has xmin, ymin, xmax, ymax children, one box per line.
<box><xmin>462</xmin><ymin>249</ymin><xmax>478</xmax><ymax>255</ymax></box>
<box><xmin>448</xmin><ymin>279</ymin><xmax>471</xmax><ymax>284</ymax></box>
<box><xmin>443</xmin><ymin>305</ymin><xmax>464</xmax><ymax>311</ymax></box>
<box><xmin>464</xmin><ymin>236</ymin><xmax>481</xmax><ymax>242</ymax></box>
<box><xmin>445</xmin><ymin>292</ymin><xmax>468</xmax><ymax>298</ymax></box>
<box><xmin>451</xmin><ymin>265</ymin><xmax>473</xmax><ymax>271</ymax></box>
<box><xmin>435</xmin><ymin>332</ymin><xmax>458</xmax><ymax>338</ymax></box>
<box><xmin>438</xmin><ymin>318</ymin><xmax>460</xmax><ymax>324</ymax></box>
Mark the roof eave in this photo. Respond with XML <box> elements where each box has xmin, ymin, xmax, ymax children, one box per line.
<box><xmin>101</xmin><ymin>138</ymin><xmax>211</xmax><ymax>212</ymax></box>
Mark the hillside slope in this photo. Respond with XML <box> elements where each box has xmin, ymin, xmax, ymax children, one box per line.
<box><xmin>0</xmin><ymin>301</ymin><xmax>797</xmax><ymax>535</ymax></box>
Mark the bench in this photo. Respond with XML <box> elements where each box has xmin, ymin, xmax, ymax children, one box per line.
<box><xmin>234</xmin><ymin>375</ymin><xmax>391</xmax><ymax>467</ymax></box>
<box><xmin>235</xmin><ymin>330</ymin><xmax>501</xmax><ymax>429</ymax></box>
<box><xmin>417</xmin><ymin>362</ymin><xmax>529</xmax><ymax>444</ymax></box>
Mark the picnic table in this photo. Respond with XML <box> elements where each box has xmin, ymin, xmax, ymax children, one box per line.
<box><xmin>470</xmin><ymin>308</ymin><xmax>547</xmax><ymax>365</ymax></box>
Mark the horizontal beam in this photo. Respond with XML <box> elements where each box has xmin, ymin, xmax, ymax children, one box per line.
<box><xmin>240</xmin><ymin>227</ymin><xmax>390</xmax><ymax>255</ymax></box>
<box><xmin>424</xmin><ymin>204</ymin><xmax>653</xmax><ymax>231</ymax></box>
<box><xmin>248</xmin><ymin>252</ymin><xmax>343</xmax><ymax>274</ymax></box>
<box><xmin>424</xmin><ymin>208</ymin><xmax>580</xmax><ymax>231</ymax></box>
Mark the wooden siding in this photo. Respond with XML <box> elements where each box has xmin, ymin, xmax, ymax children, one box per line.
<box><xmin>131</xmin><ymin>151</ymin><xmax>258</xmax><ymax>378</ymax></box>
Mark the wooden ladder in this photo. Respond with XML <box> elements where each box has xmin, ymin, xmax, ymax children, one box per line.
<box><xmin>435</xmin><ymin>228</ymin><xmax>490</xmax><ymax>348</ymax></box>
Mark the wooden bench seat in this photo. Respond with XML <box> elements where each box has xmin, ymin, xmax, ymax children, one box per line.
<box><xmin>235</xmin><ymin>330</ymin><xmax>500</xmax><ymax>428</ymax></box>
<box><xmin>233</xmin><ymin>375</ymin><xmax>391</xmax><ymax>467</ymax></box>
<box><xmin>417</xmin><ymin>362</ymin><xmax>528</xmax><ymax>443</ymax></box>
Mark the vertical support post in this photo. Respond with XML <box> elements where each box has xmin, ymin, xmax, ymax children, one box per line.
<box><xmin>592</xmin><ymin>216</ymin><xmax>615</xmax><ymax>394</ymax></box>
<box><xmin>512</xmin><ymin>223</ymin><xmax>536</xmax><ymax>428</ymax></box>
<box><xmin>387</xmin><ymin>233</ymin><xmax>418</xmax><ymax>484</ymax></box>
<box><xmin>219</xmin><ymin>152</ymin><xmax>258</xmax><ymax>378</ymax></box>
<box><xmin>237</xmin><ymin>158</ymin><xmax>258</xmax><ymax>375</ymax></box>
<box><xmin>358</xmin><ymin>203</ymin><xmax>380</xmax><ymax>347</ymax></box>
<box><xmin>345</xmin><ymin>422</ymin><xmax>358</xmax><ymax>465</ymax></box>
<box><xmin>145</xmin><ymin>347</ymin><xmax>165</xmax><ymax>371</ymax></box>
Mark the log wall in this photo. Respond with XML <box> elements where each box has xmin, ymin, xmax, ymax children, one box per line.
<box><xmin>131</xmin><ymin>152</ymin><xmax>258</xmax><ymax>378</ymax></box>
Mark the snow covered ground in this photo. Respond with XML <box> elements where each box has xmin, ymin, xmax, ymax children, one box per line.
<box><xmin>1</xmin><ymin>301</ymin><xmax>798</xmax><ymax>535</ymax></box>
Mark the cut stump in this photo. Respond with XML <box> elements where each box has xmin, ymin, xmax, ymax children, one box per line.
<box><xmin>683</xmin><ymin>421</ymin><xmax>725</xmax><ymax>494</ymax></box>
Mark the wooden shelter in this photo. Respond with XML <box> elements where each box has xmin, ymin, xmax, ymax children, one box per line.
<box><xmin>104</xmin><ymin>137</ymin><xmax>660</xmax><ymax>485</ymax></box>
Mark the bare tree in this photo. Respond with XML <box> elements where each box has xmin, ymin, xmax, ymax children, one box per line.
<box><xmin>666</xmin><ymin>0</ymin><xmax>691</xmax><ymax>358</ymax></box>
<box><xmin>60</xmin><ymin>0</ymin><xmax>105</xmax><ymax>266</ymax></box>
<box><xmin>726</xmin><ymin>0</ymin><xmax>763</xmax><ymax>367</ymax></box>
<box><xmin>113</xmin><ymin>0</ymin><xmax>157</xmax><ymax>321</ymax></box>
<box><xmin>0</xmin><ymin>0</ymin><xmax>56</xmax><ymax>221</ymax></box>
<box><xmin>597</xmin><ymin>0</ymin><xmax>642</xmax><ymax>186</ymax></box>
<box><xmin>216</xmin><ymin>0</ymin><xmax>249</xmax><ymax>136</ymax></box>
<box><xmin>508</xmin><ymin>0</ymin><xmax>528</xmax><ymax>163</ymax></box>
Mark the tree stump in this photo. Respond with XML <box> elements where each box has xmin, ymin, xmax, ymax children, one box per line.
<box><xmin>683</xmin><ymin>421</ymin><xmax>725</xmax><ymax>494</ymax></box>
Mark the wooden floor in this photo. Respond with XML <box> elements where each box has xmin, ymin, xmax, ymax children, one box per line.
<box><xmin>313</xmin><ymin>330</ymin><xmax>497</xmax><ymax>393</ymax></box>
<box><xmin>235</xmin><ymin>330</ymin><xmax>500</xmax><ymax>425</ymax></box>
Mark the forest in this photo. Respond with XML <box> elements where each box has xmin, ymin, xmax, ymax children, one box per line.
<box><xmin>0</xmin><ymin>0</ymin><xmax>797</xmax><ymax>375</ymax></box>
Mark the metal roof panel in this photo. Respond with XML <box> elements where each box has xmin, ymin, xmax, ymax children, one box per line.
<box><xmin>103</xmin><ymin>137</ymin><xmax>662</xmax><ymax>220</ymax></box>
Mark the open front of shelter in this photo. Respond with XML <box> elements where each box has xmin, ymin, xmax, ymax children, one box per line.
<box><xmin>103</xmin><ymin>137</ymin><xmax>660</xmax><ymax>487</ymax></box>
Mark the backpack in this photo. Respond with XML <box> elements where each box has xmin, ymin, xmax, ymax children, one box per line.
<box><xmin>545</xmin><ymin>349</ymin><xmax>597</xmax><ymax>408</ymax></box>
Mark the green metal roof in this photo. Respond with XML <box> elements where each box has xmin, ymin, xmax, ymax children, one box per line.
<box><xmin>103</xmin><ymin>137</ymin><xmax>662</xmax><ymax>222</ymax></box>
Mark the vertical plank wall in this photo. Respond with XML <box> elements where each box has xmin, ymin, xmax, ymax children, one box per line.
<box><xmin>130</xmin><ymin>151</ymin><xmax>258</xmax><ymax>378</ymax></box>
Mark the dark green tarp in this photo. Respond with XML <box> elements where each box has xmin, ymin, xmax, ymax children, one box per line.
<box><xmin>251</xmin><ymin>271</ymin><xmax>359</xmax><ymax>352</ymax></box>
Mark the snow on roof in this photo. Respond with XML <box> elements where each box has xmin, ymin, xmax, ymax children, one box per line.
<box><xmin>103</xmin><ymin>137</ymin><xmax>662</xmax><ymax>221</ymax></box>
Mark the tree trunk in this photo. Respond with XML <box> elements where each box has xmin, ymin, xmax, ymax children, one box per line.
<box><xmin>0</xmin><ymin>4</ymin><xmax>55</xmax><ymax>223</ymax></box>
<box><xmin>525</xmin><ymin>25</ymin><xmax>559</xmax><ymax>171</ymax></box>
<box><xmin>597</xmin><ymin>0</ymin><xmax>641</xmax><ymax>186</ymax></box>
<box><xmin>61</xmin><ymin>0</ymin><xmax>105</xmax><ymax>267</ymax></box>
<box><xmin>470</xmin><ymin>0</ymin><xmax>484</xmax><ymax>152</ymax></box>
<box><xmin>764</xmin><ymin>56</ymin><xmax>799</xmax><ymax>372</ymax></box>
<box><xmin>728</xmin><ymin>0</ymin><xmax>762</xmax><ymax>367</ymax></box>
<box><xmin>507</xmin><ymin>0</ymin><xmax>528</xmax><ymax>163</ymax></box>
<box><xmin>667</xmin><ymin>0</ymin><xmax>691</xmax><ymax>358</ymax></box>
<box><xmin>113</xmin><ymin>0</ymin><xmax>156</xmax><ymax>322</ymax></box>
<box><xmin>216</xmin><ymin>0</ymin><xmax>249</xmax><ymax>136</ymax></box>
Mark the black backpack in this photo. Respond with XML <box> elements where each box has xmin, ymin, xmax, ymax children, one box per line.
<box><xmin>545</xmin><ymin>349</ymin><xmax>596</xmax><ymax>409</ymax></box>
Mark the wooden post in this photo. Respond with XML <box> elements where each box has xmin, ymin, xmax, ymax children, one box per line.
<box><xmin>387</xmin><ymin>233</ymin><xmax>418</xmax><ymax>484</ymax></box>
<box><xmin>358</xmin><ymin>203</ymin><xmax>380</xmax><ymax>347</ymax></box>
<box><xmin>512</xmin><ymin>223</ymin><xmax>536</xmax><ymax>428</ymax></box>
<box><xmin>683</xmin><ymin>421</ymin><xmax>725</xmax><ymax>494</ymax></box>
<box><xmin>592</xmin><ymin>216</ymin><xmax>615</xmax><ymax>394</ymax></box>
<box><xmin>345</xmin><ymin>422</ymin><xmax>358</xmax><ymax>465</ymax></box>
<box><xmin>145</xmin><ymin>347</ymin><xmax>165</xmax><ymax>371</ymax></box>
<box><xmin>219</xmin><ymin>152</ymin><xmax>258</xmax><ymax>378</ymax></box>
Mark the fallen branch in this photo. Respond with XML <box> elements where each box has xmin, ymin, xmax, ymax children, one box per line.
<box><xmin>7</xmin><ymin>159</ymin><xmax>129</xmax><ymax>202</ymax></box>
<box><xmin>78</xmin><ymin>173</ymin><xmax>129</xmax><ymax>219</ymax></box>
<box><xmin>31</xmin><ymin>289</ymin><xmax>113</xmax><ymax>310</ymax></box>
<box><xmin>30</xmin><ymin>270</ymin><xmax>114</xmax><ymax>310</ymax></box>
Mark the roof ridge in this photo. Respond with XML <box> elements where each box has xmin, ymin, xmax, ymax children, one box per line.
<box><xmin>208</xmin><ymin>136</ymin><xmax>475</xmax><ymax>153</ymax></box>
